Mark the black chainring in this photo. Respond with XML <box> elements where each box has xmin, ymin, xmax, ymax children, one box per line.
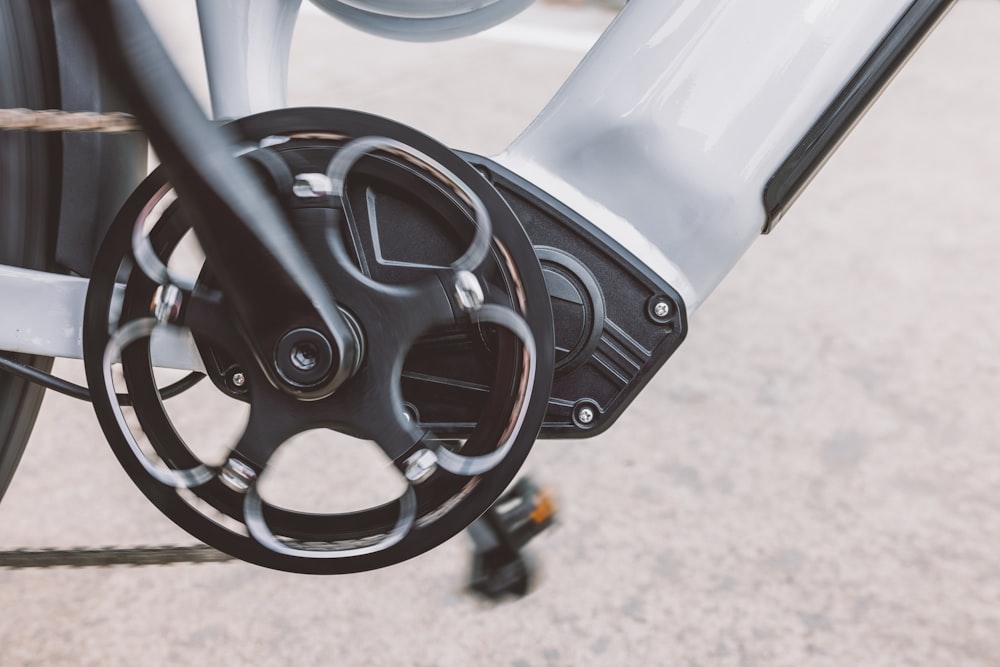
<box><xmin>82</xmin><ymin>108</ymin><xmax>553</xmax><ymax>574</ymax></box>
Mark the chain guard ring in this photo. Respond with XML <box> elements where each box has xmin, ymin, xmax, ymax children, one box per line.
<box><xmin>82</xmin><ymin>107</ymin><xmax>554</xmax><ymax>574</ymax></box>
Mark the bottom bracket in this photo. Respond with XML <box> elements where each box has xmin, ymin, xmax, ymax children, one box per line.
<box><xmin>275</xmin><ymin>328</ymin><xmax>335</xmax><ymax>388</ymax></box>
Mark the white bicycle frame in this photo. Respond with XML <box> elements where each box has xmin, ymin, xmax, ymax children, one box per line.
<box><xmin>0</xmin><ymin>0</ymin><xmax>954</xmax><ymax>370</ymax></box>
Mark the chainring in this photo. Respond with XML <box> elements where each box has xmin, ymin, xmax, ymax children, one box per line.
<box><xmin>82</xmin><ymin>107</ymin><xmax>554</xmax><ymax>574</ymax></box>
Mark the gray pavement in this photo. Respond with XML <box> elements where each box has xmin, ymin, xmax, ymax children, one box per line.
<box><xmin>2</xmin><ymin>2</ymin><xmax>1000</xmax><ymax>665</ymax></box>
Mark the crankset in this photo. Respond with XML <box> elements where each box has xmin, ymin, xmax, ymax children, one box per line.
<box><xmin>82</xmin><ymin>108</ymin><xmax>554</xmax><ymax>574</ymax></box>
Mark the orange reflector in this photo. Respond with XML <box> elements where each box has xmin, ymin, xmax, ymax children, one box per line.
<box><xmin>529</xmin><ymin>490</ymin><xmax>557</xmax><ymax>525</ymax></box>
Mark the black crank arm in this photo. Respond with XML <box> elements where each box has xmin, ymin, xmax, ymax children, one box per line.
<box><xmin>76</xmin><ymin>0</ymin><xmax>357</xmax><ymax>397</ymax></box>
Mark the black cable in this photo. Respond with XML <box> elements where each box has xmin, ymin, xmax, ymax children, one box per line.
<box><xmin>0</xmin><ymin>355</ymin><xmax>204</xmax><ymax>406</ymax></box>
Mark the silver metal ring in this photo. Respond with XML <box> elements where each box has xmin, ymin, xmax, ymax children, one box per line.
<box><xmin>102</xmin><ymin>318</ymin><xmax>215</xmax><ymax>489</ymax></box>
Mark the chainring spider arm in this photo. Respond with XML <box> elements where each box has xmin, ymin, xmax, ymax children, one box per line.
<box><xmin>83</xmin><ymin>108</ymin><xmax>555</xmax><ymax>574</ymax></box>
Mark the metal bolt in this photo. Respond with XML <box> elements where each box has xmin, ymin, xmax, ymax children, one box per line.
<box><xmin>653</xmin><ymin>300</ymin><xmax>672</xmax><ymax>319</ymax></box>
<box><xmin>290</xmin><ymin>341</ymin><xmax>319</xmax><ymax>372</ymax></box>
<box><xmin>576</xmin><ymin>406</ymin><xmax>595</xmax><ymax>425</ymax></box>
<box><xmin>404</xmin><ymin>449</ymin><xmax>438</xmax><ymax>484</ymax></box>
<box><xmin>220</xmin><ymin>457</ymin><xmax>257</xmax><ymax>493</ymax></box>
<box><xmin>292</xmin><ymin>173</ymin><xmax>333</xmax><ymax>198</ymax></box>
<box><xmin>231</xmin><ymin>372</ymin><xmax>246</xmax><ymax>388</ymax></box>
<box><xmin>151</xmin><ymin>284</ymin><xmax>183</xmax><ymax>324</ymax></box>
<box><xmin>453</xmin><ymin>270</ymin><xmax>484</xmax><ymax>312</ymax></box>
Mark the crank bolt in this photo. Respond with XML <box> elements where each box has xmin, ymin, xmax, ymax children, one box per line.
<box><xmin>291</xmin><ymin>342</ymin><xmax>318</xmax><ymax>372</ymax></box>
<box><xmin>220</xmin><ymin>457</ymin><xmax>257</xmax><ymax>493</ymax></box>
<box><xmin>275</xmin><ymin>328</ymin><xmax>335</xmax><ymax>389</ymax></box>
<box><xmin>454</xmin><ymin>270</ymin><xmax>485</xmax><ymax>312</ymax></box>
<box><xmin>404</xmin><ymin>449</ymin><xmax>438</xmax><ymax>484</ymax></box>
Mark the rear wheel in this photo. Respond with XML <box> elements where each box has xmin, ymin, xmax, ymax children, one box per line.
<box><xmin>0</xmin><ymin>1</ymin><xmax>61</xmax><ymax>500</ymax></box>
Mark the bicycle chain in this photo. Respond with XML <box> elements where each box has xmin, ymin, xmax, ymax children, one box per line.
<box><xmin>0</xmin><ymin>108</ymin><xmax>139</xmax><ymax>132</ymax></box>
<box><xmin>0</xmin><ymin>545</ymin><xmax>233</xmax><ymax>569</ymax></box>
<box><xmin>0</xmin><ymin>107</ymin><xmax>234</xmax><ymax>569</ymax></box>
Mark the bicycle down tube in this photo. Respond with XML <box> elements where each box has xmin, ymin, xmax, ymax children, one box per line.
<box><xmin>497</xmin><ymin>0</ymin><xmax>956</xmax><ymax>313</ymax></box>
<box><xmin>0</xmin><ymin>0</ymin><xmax>956</xmax><ymax>362</ymax></box>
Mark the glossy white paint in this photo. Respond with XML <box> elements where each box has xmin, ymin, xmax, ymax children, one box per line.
<box><xmin>0</xmin><ymin>1</ymin><xmax>925</xmax><ymax>361</ymax></box>
<box><xmin>196</xmin><ymin>0</ymin><xmax>302</xmax><ymax>119</ymax></box>
<box><xmin>307</xmin><ymin>0</ymin><xmax>533</xmax><ymax>41</ymax></box>
<box><xmin>0</xmin><ymin>266</ymin><xmax>203</xmax><ymax>371</ymax></box>
<box><xmin>498</xmin><ymin>0</ymin><xmax>915</xmax><ymax>312</ymax></box>
<box><xmin>322</xmin><ymin>0</ymin><xmax>527</xmax><ymax>19</ymax></box>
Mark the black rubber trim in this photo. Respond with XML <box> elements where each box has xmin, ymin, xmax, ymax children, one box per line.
<box><xmin>762</xmin><ymin>0</ymin><xmax>957</xmax><ymax>233</ymax></box>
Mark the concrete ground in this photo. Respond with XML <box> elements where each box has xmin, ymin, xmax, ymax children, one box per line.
<box><xmin>2</xmin><ymin>1</ymin><xmax>999</xmax><ymax>665</ymax></box>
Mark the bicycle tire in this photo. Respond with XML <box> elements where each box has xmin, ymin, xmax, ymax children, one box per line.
<box><xmin>0</xmin><ymin>1</ymin><xmax>61</xmax><ymax>501</ymax></box>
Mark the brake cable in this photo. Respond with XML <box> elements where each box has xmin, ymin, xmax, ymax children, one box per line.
<box><xmin>0</xmin><ymin>355</ymin><xmax>204</xmax><ymax>405</ymax></box>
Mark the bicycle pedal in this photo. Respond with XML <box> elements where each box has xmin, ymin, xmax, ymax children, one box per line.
<box><xmin>467</xmin><ymin>476</ymin><xmax>556</xmax><ymax>600</ymax></box>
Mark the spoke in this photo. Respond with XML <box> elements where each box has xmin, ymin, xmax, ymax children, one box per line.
<box><xmin>102</xmin><ymin>318</ymin><xmax>216</xmax><ymax>488</ymax></box>
<box><xmin>224</xmin><ymin>389</ymin><xmax>303</xmax><ymax>472</ymax></box>
<box><xmin>431</xmin><ymin>304</ymin><xmax>537</xmax><ymax>477</ymax></box>
<box><xmin>407</xmin><ymin>277</ymin><xmax>462</xmax><ymax>335</ymax></box>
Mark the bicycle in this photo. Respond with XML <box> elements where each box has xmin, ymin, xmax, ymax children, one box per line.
<box><xmin>0</xmin><ymin>0</ymin><xmax>956</xmax><ymax>575</ymax></box>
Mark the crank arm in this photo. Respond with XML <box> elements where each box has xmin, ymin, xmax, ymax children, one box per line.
<box><xmin>76</xmin><ymin>1</ymin><xmax>356</xmax><ymax>398</ymax></box>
